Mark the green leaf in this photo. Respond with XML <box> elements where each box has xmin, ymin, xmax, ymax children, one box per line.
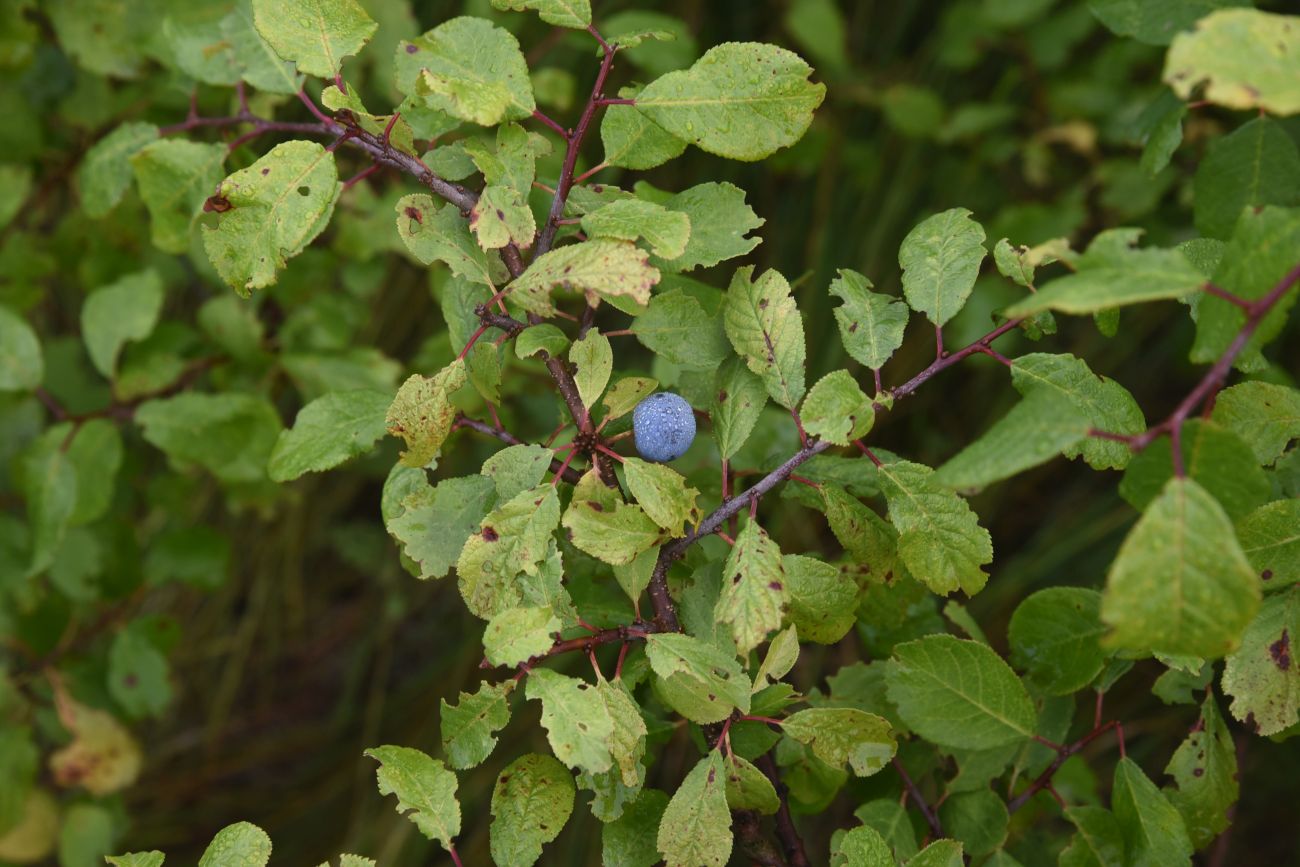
<box><xmin>1191</xmin><ymin>206</ymin><xmax>1300</xmax><ymax>367</ymax></box>
<box><xmin>885</xmin><ymin>634</ymin><xmax>1036</xmax><ymax>750</ymax></box>
<box><xmin>650</xmin><ymin>182</ymin><xmax>763</xmax><ymax>273</ymax></box>
<box><xmin>268</xmin><ymin>389</ymin><xmax>390</xmax><ymax>482</ymax></box>
<box><xmin>645</xmin><ymin>632</ymin><xmax>751</xmax><ymax>724</ymax></box>
<box><xmin>828</xmin><ymin>269</ymin><xmax>908</xmax><ymax>372</ymax></box>
<box><xmin>510</xmin><ymin>239</ymin><xmax>660</xmax><ymax>315</ymax></box>
<box><xmin>1192</xmin><ymin>118</ymin><xmax>1300</xmax><ymax>241</ymax></box>
<box><xmin>855</xmin><ymin>799</ymin><xmax>918</xmax><ymax>862</ymax></box>
<box><xmin>801</xmin><ymin>370</ymin><xmax>874</xmax><ymax>447</ymax></box>
<box><xmin>876</xmin><ymin>458</ymin><xmax>993</xmax><ymax>596</ymax></box>
<box><xmin>223</xmin><ymin>0</ymin><xmax>301</xmax><ymax>95</ymax></box>
<box><xmin>1010</xmin><ymin>353</ymin><xmax>1146</xmax><ymax>470</ymax></box>
<box><xmin>935</xmin><ymin>391</ymin><xmax>1088</xmax><ymax>489</ymax></box>
<box><xmin>463</xmin><ymin>123</ymin><xmax>551</xmax><ymax>197</ymax></box>
<box><xmin>1222</xmin><ymin>584</ymin><xmax>1300</xmax><ymax>736</ymax></box>
<box><xmin>390</xmin><ymin>475</ymin><xmax>496</xmax><ymax>579</ymax></box>
<box><xmin>784</xmin><ymin>554</ymin><xmax>859</xmax><ymax>645</ymax></box>
<box><xmin>993</xmin><ymin>237</ymin><xmax>1072</xmax><ymax>289</ymax></box>
<box><xmin>251</xmin><ymin>0</ymin><xmax>375</xmax><ymax>78</ymax></box>
<box><xmin>1111</xmin><ymin>757</ymin><xmax>1193</xmax><ymax>867</ymax></box>
<box><xmin>906</xmin><ymin>840</ymin><xmax>965</xmax><ymax>867</ymax></box>
<box><xmin>1139</xmin><ymin>98</ymin><xmax>1186</xmax><ymax>177</ymax></box>
<box><xmin>723</xmin><ymin>755</ymin><xmax>780</xmax><ymax>814</ymax></box>
<box><xmin>831</xmin><ymin>825</ymin><xmax>893</xmax><ymax>867</ymax></box>
<box><xmin>601</xmin><ymin>98</ymin><xmax>688</xmax><ymax>170</ymax></box>
<box><xmin>136</xmin><ymin>393</ymin><xmax>282</xmax><ymax>484</ymax></box>
<box><xmin>1008</xmin><ymin>588</ymin><xmax>1106</xmax><ymax>695</ymax></box>
<box><xmin>525</xmin><ymin>668</ymin><xmax>616</xmax><ymax>774</ymax></box>
<box><xmin>197</xmin><ymin>823</ymin><xmax>271</xmax><ymax>867</ymax></box>
<box><xmin>482</xmin><ymin>444</ymin><xmax>554</xmax><ymax>501</ymax></box>
<box><xmin>712</xmin><ymin>358</ymin><xmax>767</xmax><ymax>461</ymax></box>
<box><xmin>1164</xmin><ymin>9</ymin><xmax>1300</xmax><ymax>115</ymax></box>
<box><xmin>1211</xmin><ymin>382</ymin><xmax>1300</xmax><ymax>465</ymax></box>
<box><xmin>1060</xmin><ymin>805</ymin><xmax>1125</xmax><ymax>867</ymax></box>
<box><xmin>1164</xmin><ymin>697</ymin><xmax>1237</xmax><ymax>849</ymax></box>
<box><xmin>490</xmin><ymin>0</ymin><xmax>591</xmax><ymax>30</ymax></box>
<box><xmin>386</xmin><ymin>360</ymin><xmax>466</xmax><ymax>469</ymax></box>
<box><xmin>203</xmin><ymin>140</ymin><xmax>340</xmax><ymax>294</ymax></box>
<box><xmin>1101</xmin><ymin>477</ymin><xmax>1260</xmax><ymax>658</ymax></box>
<box><xmin>632</xmin><ymin>289</ymin><xmax>730</xmax><ymax>369</ymax></box>
<box><xmin>938</xmin><ymin>789</ymin><xmax>1009</xmax><ymax>858</ymax></box>
<box><xmin>715</xmin><ymin>520</ymin><xmax>788</xmax><ymax>656</ymax></box>
<box><xmin>107</xmin><ymin>854</ymin><xmax>165</xmax><ymax>867</ymax></box>
<box><xmin>470</xmin><ymin>185</ymin><xmax>536</xmax><ymax>251</ymax></box>
<box><xmin>0</xmin><ymin>305</ymin><xmax>43</xmax><ymax>392</ymax></box>
<box><xmin>562</xmin><ymin>472</ymin><xmax>663</xmax><ymax>565</ymax></box>
<box><xmin>569</xmin><ymin>330</ymin><xmax>613</xmax><ymax>409</ymax></box>
<box><xmin>440</xmin><ymin>681</ymin><xmax>514</xmax><ymax>770</ymax></box>
<box><xmin>0</xmin><ymin>727</ymin><xmax>39</xmax><ymax>835</ymax></box>
<box><xmin>752</xmin><ymin>625</ymin><xmax>800</xmax><ymax>692</ymax></box>
<box><xmin>583</xmin><ymin>198</ymin><xmax>691</xmax><ymax>260</ymax></box>
<box><xmin>782</xmin><ymin>708</ymin><xmax>896</xmax><ymax>777</ymax></box>
<box><xmin>366</xmin><ymin>745</ymin><xmax>460</xmax><ymax>848</ymax></box>
<box><xmin>130</xmin><ymin>140</ymin><xmax>227</xmax><ymax>253</ymax></box>
<box><xmin>402</xmin><ymin>17</ymin><xmax>535</xmax><ymax>126</ymax></box>
<box><xmin>457</xmin><ymin>484</ymin><xmax>560</xmax><ymax>619</ymax></box>
<box><xmin>898</xmin><ymin>208</ymin><xmax>987</xmax><ymax>327</ymax></box>
<box><xmin>603</xmin><ymin>789</ymin><xmax>669</xmax><ymax>867</ymax></box>
<box><xmin>108</xmin><ymin>623</ymin><xmax>172</xmax><ymax>719</ymax></box>
<box><xmin>1238</xmin><ymin>500</ymin><xmax>1300</xmax><ymax>589</ymax></box>
<box><xmin>624</xmin><ymin>458</ymin><xmax>701</xmax><ymax>535</ymax></box>
<box><xmin>657</xmin><ymin>752</ymin><xmax>732</xmax><ymax>867</ymax></box>
<box><xmin>490</xmin><ymin>753</ymin><xmax>575</xmax><ymax>867</ymax></box>
<box><xmin>1090</xmin><ymin>0</ymin><xmax>1246</xmax><ymax>45</ymax></box>
<box><xmin>164</xmin><ymin>6</ymin><xmax>240</xmax><ymax>86</ymax></box>
<box><xmin>724</xmin><ymin>266</ymin><xmax>806</xmax><ymax>410</ymax></box>
<box><xmin>635</xmin><ymin>42</ymin><xmax>825</xmax><ymax>161</ymax></box>
<box><xmin>1119</xmin><ymin>421</ymin><xmax>1269</xmax><ymax>522</ymax></box>
<box><xmin>1004</xmin><ymin>229</ymin><xmax>1205</xmax><ymax>318</ymax></box>
<box><xmin>81</xmin><ymin>270</ymin><xmax>164</xmax><ymax>380</ymax></box>
<box><xmin>602</xmin><ymin>376</ymin><xmax>660</xmax><ymax>422</ymax></box>
<box><xmin>515</xmin><ymin>324</ymin><xmax>569</xmax><ymax>359</ymax></box>
<box><xmin>77</xmin><ymin>122</ymin><xmax>158</xmax><ymax>218</ymax></box>
<box><xmin>484</xmin><ymin>606</ymin><xmax>561</xmax><ymax>667</ymax></box>
<box><xmin>395</xmin><ymin>194</ymin><xmax>499</xmax><ymax>287</ymax></box>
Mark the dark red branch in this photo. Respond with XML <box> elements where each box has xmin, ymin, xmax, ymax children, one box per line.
<box><xmin>893</xmin><ymin>756</ymin><xmax>943</xmax><ymax>837</ymax></box>
<box><xmin>454</xmin><ymin>414</ymin><xmax>583</xmax><ymax>485</ymax></box>
<box><xmin>756</xmin><ymin>753</ymin><xmax>811</xmax><ymax>867</ymax></box>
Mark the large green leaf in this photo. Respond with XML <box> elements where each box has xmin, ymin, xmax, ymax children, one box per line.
<box><xmin>898</xmin><ymin>208</ymin><xmax>987</xmax><ymax>327</ymax></box>
<box><xmin>251</xmin><ymin>0</ymin><xmax>376</xmax><ymax>78</ymax></box>
<box><xmin>935</xmin><ymin>391</ymin><xmax>1088</xmax><ymax>489</ymax></box>
<box><xmin>1222</xmin><ymin>585</ymin><xmax>1300</xmax><ymax>736</ymax></box>
<box><xmin>136</xmin><ymin>393</ymin><xmax>282</xmax><ymax>484</ymax></box>
<box><xmin>885</xmin><ymin>634</ymin><xmax>1036</xmax><ymax>750</ymax></box>
<box><xmin>1111</xmin><ymin>758</ymin><xmax>1193</xmax><ymax>867</ymax></box>
<box><xmin>1192</xmin><ymin>118</ymin><xmax>1300</xmax><ymax>241</ymax></box>
<box><xmin>828</xmin><ymin>269</ymin><xmax>908</xmax><ymax>372</ymax></box>
<box><xmin>562</xmin><ymin>471</ymin><xmax>664</xmax><ymax>565</ymax></box>
<box><xmin>131</xmin><ymin>140</ymin><xmax>227</xmax><ymax>254</ymax></box>
<box><xmin>657</xmin><ymin>752</ymin><xmax>732</xmax><ymax>867</ymax></box>
<box><xmin>723</xmin><ymin>267</ymin><xmax>806</xmax><ymax>410</ymax></box>
<box><xmin>484</xmin><ymin>606</ymin><xmax>561</xmax><ymax>667</ymax></box>
<box><xmin>399</xmin><ymin>17</ymin><xmax>535</xmax><ymax>126</ymax></box>
<box><xmin>1164</xmin><ymin>9</ymin><xmax>1300</xmax><ymax>115</ymax></box>
<box><xmin>801</xmin><ymin>370</ymin><xmax>874</xmax><ymax>447</ymax></box>
<box><xmin>1008</xmin><ymin>588</ymin><xmax>1107</xmax><ymax>695</ymax></box>
<box><xmin>268</xmin><ymin>389</ymin><xmax>391</xmax><ymax>482</ymax></box>
<box><xmin>650</xmin><ymin>182</ymin><xmax>763</xmax><ymax>273</ymax></box>
<box><xmin>782</xmin><ymin>708</ymin><xmax>896</xmax><ymax>776</ymax></box>
<box><xmin>203</xmin><ymin>141</ymin><xmax>340</xmax><ymax>294</ymax></box>
<box><xmin>389</xmin><ymin>475</ymin><xmax>496</xmax><ymax>579</ymax></box>
<box><xmin>1211</xmin><ymin>382</ymin><xmax>1300</xmax><ymax>465</ymax></box>
<box><xmin>632</xmin><ymin>289</ymin><xmax>730</xmax><ymax>369</ymax></box>
<box><xmin>636</xmin><ymin>43</ymin><xmax>825</xmax><ymax>161</ymax></box>
<box><xmin>644</xmin><ymin>632</ymin><xmax>751</xmax><ymax>724</ymax></box>
<box><xmin>365</xmin><ymin>746</ymin><xmax>460</xmax><ymax>848</ymax></box>
<box><xmin>525</xmin><ymin>669</ymin><xmax>617</xmax><ymax>775</ymax></box>
<box><xmin>624</xmin><ymin>458</ymin><xmax>701</xmax><ymax>535</ymax></box>
<box><xmin>1164</xmin><ymin>697</ymin><xmax>1237</xmax><ymax>849</ymax></box>
<box><xmin>490</xmin><ymin>753</ymin><xmax>575</xmax><ymax>867</ymax></box>
<box><xmin>457</xmin><ymin>484</ymin><xmax>560</xmax><ymax>619</ymax></box>
<box><xmin>440</xmin><ymin>681</ymin><xmax>514</xmax><ymax>770</ymax></box>
<box><xmin>784</xmin><ymin>554</ymin><xmax>859</xmax><ymax>645</ymax></box>
<box><xmin>395</xmin><ymin>194</ymin><xmax>500</xmax><ymax>287</ymax></box>
<box><xmin>876</xmin><ymin>458</ymin><xmax>993</xmax><ymax>596</ymax></box>
<box><xmin>1101</xmin><ymin>477</ymin><xmax>1260</xmax><ymax>658</ymax></box>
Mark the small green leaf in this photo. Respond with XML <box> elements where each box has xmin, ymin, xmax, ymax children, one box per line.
<box><xmin>108</xmin><ymin>623</ymin><xmax>172</xmax><ymax>719</ymax></box>
<box><xmin>490</xmin><ymin>0</ymin><xmax>591</xmax><ymax>29</ymax></box>
<box><xmin>784</xmin><ymin>554</ymin><xmax>859</xmax><ymax>645</ymax></box>
<box><xmin>196</xmin><ymin>823</ymin><xmax>271</xmax><ymax>867</ymax></box>
<box><xmin>1060</xmin><ymin>805</ymin><xmax>1125</xmax><ymax>867</ymax></box>
<box><xmin>1238</xmin><ymin>500</ymin><xmax>1300</xmax><ymax>589</ymax></box>
<box><xmin>1164</xmin><ymin>697</ymin><xmax>1237</xmax><ymax>849</ymax></box>
<box><xmin>457</xmin><ymin>484</ymin><xmax>561</xmax><ymax>619</ymax></box>
<box><xmin>715</xmin><ymin>520</ymin><xmax>788</xmax><ymax>656</ymax></box>
<box><xmin>366</xmin><ymin>745</ymin><xmax>461</xmax><ymax>848</ymax></box>
<box><xmin>106</xmin><ymin>853</ymin><xmax>165</xmax><ymax>867</ymax></box>
<box><xmin>657</xmin><ymin>752</ymin><xmax>732</xmax><ymax>867</ymax></box>
<box><xmin>515</xmin><ymin>324</ymin><xmax>569</xmax><ymax>359</ymax></box>
<box><xmin>632</xmin><ymin>289</ymin><xmax>730</xmax><ymax>369</ymax></box>
<box><xmin>440</xmin><ymin>681</ymin><xmax>514</xmax><ymax>770</ymax></box>
<box><xmin>1164</xmin><ymin>9</ymin><xmax>1300</xmax><ymax>115</ymax></box>
<box><xmin>602</xmin><ymin>377</ymin><xmax>660</xmax><ymax>421</ymax></box>
<box><xmin>712</xmin><ymin>358</ymin><xmax>767</xmax><ymax>461</ymax></box>
<box><xmin>1210</xmin><ymin>382</ymin><xmax>1300</xmax><ymax>465</ymax></box>
<box><xmin>938</xmin><ymin>789</ymin><xmax>1009</xmax><ymax>858</ymax></box>
<box><xmin>401</xmin><ymin>17</ymin><xmax>535</xmax><ymax>126</ymax></box>
<box><xmin>650</xmin><ymin>182</ymin><xmax>763</xmax><ymax>273</ymax></box>
<box><xmin>886</xmin><ymin>634</ymin><xmax>1036</xmax><ymax>750</ymax></box>
<box><xmin>645</xmin><ymin>632</ymin><xmax>751</xmax><ymax>724</ymax></box>
<box><xmin>484</xmin><ymin>606</ymin><xmax>561</xmax><ymax>667</ymax></box>
<box><xmin>898</xmin><ymin>208</ymin><xmax>987</xmax><ymax>327</ymax></box>
<box><xmin>390</xmin><ymin>475</ymin><xmax>496</xmax><ymax>579</ymax></box>
<box><xmin>801</xmin><ymin>370</ymin><xmax>873</xmax><ymax>447</ymax></box>
<box><xmin>876</xmin><ymin>458</ymin><xmax>993</xmax><ymax>597</ymax></box>
<box><xmin>831</xmin><ymin>825</ymin><xmax>893</xmax><ymax>867</ymax></box>
<box><xmin>569</xmin><ymin>330</ymin><xmax>613</xmax><ymax>409</ymax></box>
<box><xmin>525</xmin><ymin>669</ymin><xmax>616</xmax><ymax>774</ymax></box>
<box><xmin>782</xmin><ymin>708</ymin><xmax>896</xmax><ymax>776</ymax></box>
<box><xmin>562</xmin><ymin>471</ymin><xmax>663</xmax><ymax>565</ymax></box>
<box><xmin>828</xmin><ymin>269</ymin><xmax>908</xmax><ymax>372</ymax></box>
<box><xmin>582</xmin><ymin>198</ymin><xmax>691</xmax><ymax>260</ymax></box>
<box><xmin>1192</xmin><ymin>118</ymin><xmax>1300</xmax><ymax>241</ymax></box>
<box><xmin>0</xmin><ymin>305</ymin><xmax>43</xmax><ymax>393</ymax></box>
<box><xmin>80</xmin><ymin>270</ymin><xmax>164</xmax><ymax>380</ymax></box>
<box><xmin>386</xmin><ymin>361</ymin><xmax>466</xmax><ymax>469</ymax></box>
<box><xmin>251</xmin><ymin>0</ymin><xmax>376</xmax><ymax>78</ymax></box>
<box><xmin>131</xmin><ymin>140</ymin><xmax>227</xmax><ymax>253</ymax></box>
<box><xmin>462</xmin><ymin>123</ymin><xmax>551</xmax><ymax>197</ymax></box>
<box><xmin>203</xmin><ymin>140</ymin><xmax>340</xmax><ymax>294</ymax></box>
<box><xmin>482</xmin><ymin>444</ymin><xmax>554</xmax><ymax>501</ymax></box>
<box><xmin>752</xmin><ymin>625</ymin><xmax>800</xmax><ymax>692</ymax></box>
<box><xmin>1008</xmin><ymin>588</ymin><xmax>1107</xmax><ymax>695</ymax></box>
<box><xmin>269</xmin><ymin>389</ymin><xmax>390</xmax><ymax>481</ymax></box>
<box><xmin>1111</xmin><ymin>757</ymin><xmax>1193</xmax><ymax>867</ymax></box>
<box><xmin>993</xmin><ymin>237</ymin><xmax>1071</xmax><ymax>288</ymax></box>
<box><xmin>601</xmin><ymin>98</ymin><xmax>688</xmax><ymax>170</ymax></box>
<box><xmin>470</xmin><ymin>185</ymin><xmax>536</xmax><ymax>251</ymax></box>
<box><xmin>636</xmin><ymin>43</ymin><xmax>825</xmax><ymax>161</ymax></box>
<box><xmin>724</xmin><ymin>267</ymin><xmax>806</xmax><ymax>410</ymax></box>
<box><xmin>1102</xmin><ymin>477</ymin><xmax>1260</xmax><ymax>658</ymax></box>
<box><xmin>490</xmin><ymin>753</ymin><xmax>575</xmax><ymax>867</ymax></box>
<box><xmin>1221</xmin><ymin>584</ymin><xmax>1300</xmax><ymax>736</ymax></box>
<box><xmin>510</xmin><ymin>239</ymin><xmax>660</xmax><ymax>315</ymax></box>
<box><xmin>935</xmin><ymin>391</ymin><xmax>1088</xmax><ymax>489</ymax></box>
<box><xmin>624</xmin><ymin>458</ymin><xmax>701</xmax><ymax>535</ymax></box>
<box><xmin>77</xmin><ymin>122</ymin><xmax>158</xmax><ymax>218</ymax></box>
<box><xmin>395</xmin><ymin>194</ymin><xmax>500</xmax><ymax>287</ymax></box>
<box><xmin>723</xmin><ymin>755</ymin><xmax>779</xmax><ymax>814</ymax></box>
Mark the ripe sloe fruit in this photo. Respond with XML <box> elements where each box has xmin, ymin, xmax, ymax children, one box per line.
<box><xmin>632</xmin><ymin>392</ymin><xmax>696</xmax><ymax>463</ymax></box>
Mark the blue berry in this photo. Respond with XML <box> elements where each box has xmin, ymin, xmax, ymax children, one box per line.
<box><xmin>632</xmin><ymin>392</ymin><xmax>696</xmax><ymax>463</ymax></box>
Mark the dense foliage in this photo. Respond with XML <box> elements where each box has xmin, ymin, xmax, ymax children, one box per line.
<box><xmin>2</xmin><ymin>0</ymin><xmax>1299</xmax><ymax>865</ymax></box>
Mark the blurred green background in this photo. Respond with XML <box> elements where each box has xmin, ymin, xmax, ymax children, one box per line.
<box><xmin>3</xmin><ymin>0</ymin><xmax>1298</xmax><ymax>863</ymax></box>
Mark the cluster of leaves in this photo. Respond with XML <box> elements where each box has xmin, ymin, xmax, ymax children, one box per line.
<box><xmin>1</xmin><ymin>0</ymin><xmax>1300</xmax><ymax>865</ymax></box>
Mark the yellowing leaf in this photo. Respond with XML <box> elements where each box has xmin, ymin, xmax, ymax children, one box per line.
<box><xmin>715</xmin><ymin>521</ymin><xmax>788</xmax><ymax>656</ymax></box>
<box><xmin>509</xmin><ymin>239</ymin><xmax>660</xmax><ymax>315</ymax></box>
<box><xmin>386</xmin><ymin>360</ymin><xmax>466</xmax><ymax>468</ymax></box>
<box><xmin>252</xmin><ymin>0</ymin><xmax>376</xmax><ymax>78</ymax></box>
<box><xmin>1165</xmin><ymin>9</ymin><xmax>1300</xmax><ymax>116</ymax></box>
<box><xmin>723</xmin><ymin>267</ymin><xmax>806</xmax><ymax>410</ymax></box>
<box><xmin>49</xmin><ymin>701</ymin><xmax>142</xmax><ymax>796</ymax></box>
